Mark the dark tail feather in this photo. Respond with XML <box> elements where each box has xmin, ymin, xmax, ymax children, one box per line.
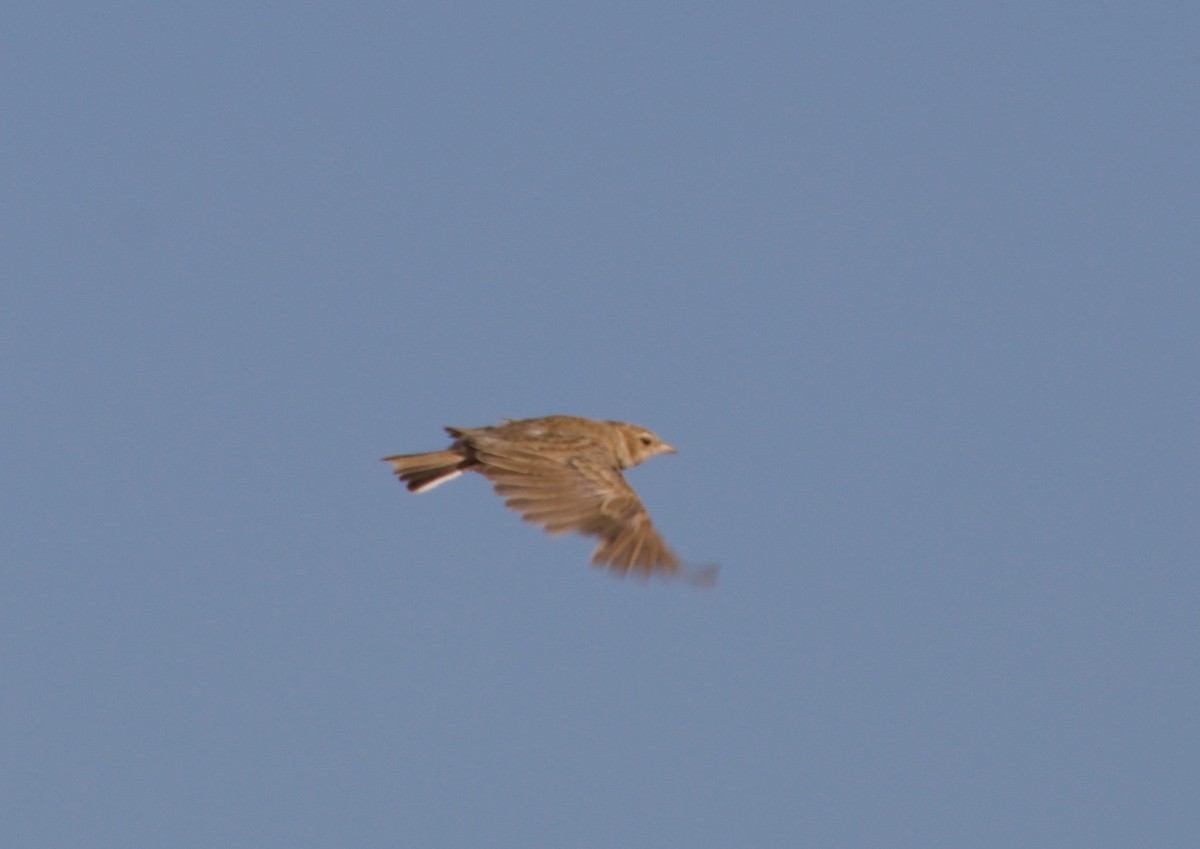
<box><xmin>382</xmin><ymin>450</ymin><xmax>473</xmax><ymax>493</ymax></box>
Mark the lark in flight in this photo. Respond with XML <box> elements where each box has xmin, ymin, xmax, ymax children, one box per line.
<box><xmin>384</xmin><ymin>415</ymin><xmax>714</xmax><ymax>584</ymax></box>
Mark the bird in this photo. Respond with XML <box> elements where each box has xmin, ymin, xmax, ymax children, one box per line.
<box><xmin>383</xmin><ymin>415</ymin><xmax>714</xmax><ymax>584</ymax></box>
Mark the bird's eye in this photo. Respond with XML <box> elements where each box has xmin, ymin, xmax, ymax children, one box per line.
<box><xmin>640</xmin><ymin>435</ymin><xmax>653</xmax><ymax>446</ymax></box>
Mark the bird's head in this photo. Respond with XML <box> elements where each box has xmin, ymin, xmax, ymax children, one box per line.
<box><xmin>611</xmin><ymin>422</ymin><xmax>677</xmax><ymax>469</ymax></box>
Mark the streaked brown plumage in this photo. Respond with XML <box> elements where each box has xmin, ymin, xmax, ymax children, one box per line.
<box><xmin>383</xmin><ymin>415</ymin><xmax>713</xmax><ymax>584</ymax></box>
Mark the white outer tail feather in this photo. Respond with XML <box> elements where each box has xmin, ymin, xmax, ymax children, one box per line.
<box><xmin>410</xmin><ymin>469</ymin><xmax>463</xmax><ymax>494</ymax></box>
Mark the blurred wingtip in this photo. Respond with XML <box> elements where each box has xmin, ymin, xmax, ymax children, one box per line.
<box><xmin>592</xmin><ymin>557</ymin><xmax>719</xmax><ymax>588</ymax></box>
<box><xmin>679</xmin><ymin>562</ymin><xmax>719</xmax><ymax>588</ymax></box>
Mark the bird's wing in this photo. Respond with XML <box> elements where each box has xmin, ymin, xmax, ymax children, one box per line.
<box><xmin>470</xmin><ymin>440</ymin><xmax>681</xmax><ymax>579</ymax></box>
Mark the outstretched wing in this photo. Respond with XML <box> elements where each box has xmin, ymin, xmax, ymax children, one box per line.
<box><xmin>468</xmin><ymin>438</ymin><xmax>681</xmax><ymax>579</ymax></box>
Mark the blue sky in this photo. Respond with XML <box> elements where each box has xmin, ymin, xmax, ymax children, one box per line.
<box><xmin>4</xmin><ymin>3</ymin><xmax>1197</xmax><ymax>847</ymax></box>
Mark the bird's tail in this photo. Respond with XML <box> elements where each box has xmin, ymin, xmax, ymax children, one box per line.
<box><xmin>383</xmin><ymin>450</ymin><xmax>473</xmax><ymax>493</ymax></box>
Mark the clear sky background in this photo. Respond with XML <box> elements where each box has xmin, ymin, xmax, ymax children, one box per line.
<box><xmin>4</xmin><ymin>3</ymin><xmax>1197</xmax><ymax>847</ymax></box>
